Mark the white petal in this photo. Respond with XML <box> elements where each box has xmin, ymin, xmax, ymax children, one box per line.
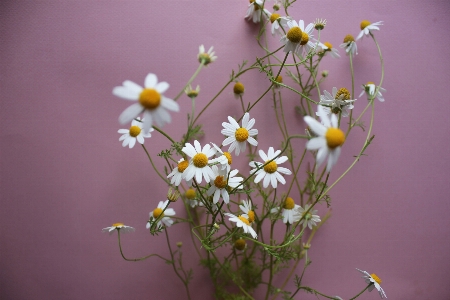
<box><xmin>119</xmin><ymin>103</ymin><xmax>143</xmax><ymax>124</ymax></box>
<box><xmin>161</xmin><ymin>97</ymin><xmax>179</xmax><ymax>112</ymax></box>
<box><xmin>144</xmin><ymin>73</ymin><xmax>157</xmax><ymax>88</ymax></box>
<box><xmin>122</xmin><ymin>80</ymin><xmax>143</xmax><ymax>94</ymax></box>
<box><xmin>306</xmin><ymin>137</ymin><xmax>326</xmax><ymax>150</ymax></box>
<box><xmin>155</xmin><ymin>81</ymin><xmax>169</xmax><ymax>94</ymax></box>
<box><xmin>304</xmin><ymin>116</ymin><xmax>326</xmax><ymax>136</ymax></box>
<box><xmin>113</xmin><ymin>86</ymin><xmax>139</xmax><ymax>100</ymax></box>
<box><xmin>242</xmin><ymin>113</ymin><xmax>249</xmax><ymax>128</ymax></box>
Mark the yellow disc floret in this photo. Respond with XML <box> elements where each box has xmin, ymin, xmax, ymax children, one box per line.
<box><xmin>323</xmin><ymin>42</ymin><xmax>333</xmax><ymax>50</ymax></box>
<box><xmin>224</xmin><ymin>152</ymin><xmax>232</xmax><ymax>165</ymax></box>
<box><xmin>247</xmin><ymin>210</ymin><xmax>255</xmax><ymax>223</ymax></box>
<box><xmin>366</xmin><ymin>81</ymin><xmax>375</xmax><ymax>85</ymax></box>
<box><xmin>214</xmin><ymin>175</ymin><xmax>227</xmax><ymax>189</ymax></box>
<box><xmin>185</xmin><ymin>188</ymin><xmax>196</xmax><ymax>199</ymax></box>
<box><xmin>360</xmin><ymin>20</ymin><xmax>371</xmax><ymax>30</ymax></box>
<box><xmin>193</xmin><ymin>153</ymin><xmax>208</xmax><ymax>168</ymax></box>
<box><xmin>177</xmin><ymin>160</ymin><xmax>189</xmax><ymax>173</ymax></box>
<box><xmin>234</xmin><ymin>238</ymin><xmax>246</xmax><ymax>250</ymax></box>
<box><xmin>286</xmin><ymin>27</ymin><xmax>302</xmax><ymax>43</ymax></box>
<box><xmin>300</xmin><ymin>32</ymin><xmax>309</xmax><ymax>45</ymax></box>
<box><xmin>233</xmin><ymin>82</ymin><xmax>245</xmax><ymax>95</ymax></box>
<box><xmin>284</xmin><ymin>197</ymin><xmax>295</xmax><ymax>210</ymax></box>
<box><xmin>370</xmin><ymin>273</ymin><xmax>382</xmax><ymax>285</ymax></box>
<box><xmin>343</xmin><ymin>34</ymin><xmax>355</xmax><ymax>43</ymax></box>
<box><xmin>113</xmin><ymin>222</ymin><xmax>124</xmax><ymax>227</ymax></box>
<box><xmin>129</xmin><ymin>125</ymin><xmax>141</xmax><ymax>137</ymax></box>
<box><xmin>270</xmin><ymin>13</ymin><xmax>280</xmax><ymax>23</ymax></box>
<box><xmin>153</xmin><ymin>208</ymin><xmax>163</xmax><ymax>218</ymax></box>
<box><xmin>139</xmin><ymin>88</ymin><xmax>161</xmax><ymax>110</ymax></box>
<box><xmin>235</xmin><ymin>128</ymin><xmax>249</xmax><ymax>142</ymax></box>
<box><xmin>335</xmin><ymin>87</ymin><xmax>351</xmax><ymax>100</ymax></box>
<box><xmin>238</xmin><ymin>215</ymin><xmax>250</xmax><ymax>226</ymax></box>
<box><xmin>275</xmin><ymin>75</ymin><xmax>283</xmax><ymax>84</ymax></box>
<box><xmin>325</xmin><ymin>128</ymin><xmax>346</xmax><ymax>149</ymax></box>
<box><xmin>264</xmin><ymin>160</ymin><xmax>278</xmax><ymax>173</ymax></box>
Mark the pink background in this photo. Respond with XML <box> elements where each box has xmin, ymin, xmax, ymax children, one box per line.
<box><xmin>1</xmin><ymin>0</ymin><xmax>449</xmax><ymax>299</ymax></box>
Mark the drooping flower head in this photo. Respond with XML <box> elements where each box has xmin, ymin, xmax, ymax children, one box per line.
<box><xmin>297</xmin><ymin>204</ymin><xmax>321</xmax><ymax>229</ymax></box>
<box><xmin>318</xmin><ymin>87</ymin><xmax>356</xmax><ymax>118</ymax></box>
<box><xmin>271</xmin><ymin>197</ymin><xmax>301</xmax><ymax>224</ymax></box>
<box><xmin>359</xmin><ymin>82</ymin><xmax>386</xmax><ymax>102</ymax></box>
<box><xmin>239</xmin><ymin>200</ymin><xmax>256</xmax><ymax>224</ymax></box>
<box><xmin>356</xmin><ymin>268</ymin><xmax>387</xmax><ymax>299</ymax></box>
<box><xmin>225</xmin><ymin>213</ymin><xmax>257</xmax><ymax>239</ymax></box>
<box><xmin>356</xmin><ymin>20</ymin><xmax>383</xmax><ymax>40</ymax></box>
<box><xmin>339</xmin><ymin>34</ymin><xmax>358</xmax><ymax>56</ymax></box>
<box><xmin>118</xmin><ymin>117</ymin><xmax>153</xmax><ymax>148</ymax></box>
<box><xmin>147</xmin><ymin>200</ymin><xmax>176</xmax><ymax>228</ymax></box>
<box><xmin>245</xmin><ymin>0</ymin><xmax>271</xmax><ymax>24</ymax></box>
<box><xmin>249</xmin><ymin>147</ymin><xmax>292</xmax><ymax>188</ymax></box>
<box><xmin>317</xmin><ymin>41</ymin><xmax>340</xmax><ymax>59</ymax></box>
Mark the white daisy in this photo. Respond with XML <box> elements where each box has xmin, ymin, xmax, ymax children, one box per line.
<box><xmin>317</xmin><ymin>41</ymin><xmax>340</xmax><ymax>58</ymax></box>
<box><xmin>184</xmin><ymin>84</ymin><xmax>200</xmax><ymax>98</ymax></box>
<box><xmin>270</xmin><ymin>197</ymin><xmax>301</xmax><ymax>224</ymax></box>
<box><xmin>339</xmin><ymin>34</ymin><xmax>358</xmax><ymax>56</ymax></box>
<box><xmin>198</xmin><ymin>45</ymin><xmax>217</xmax><ymax>65</ymax></box>
<box><xmin>113</xmin><ymin>73</ymin><xmax>179</xmax><ymax>133</ymax></box>
<box><xmin>304</xmin><ymin>106</ymin><xmax>346</xmax><ymax>172</ymax></box>
<box><xmin>210</xmin><ymin>143</ymin><xmax>232</xmax><ymax>172</ymax></box>
<box><xmin>167</xmin><ymin>158</ymin><xmax>192</xmax><ymax>186</ymax></box>
<box><xmin>359</xmin><ymin>82</ymin><xmax>386</xmax><ymax>102</ymax></box>
<box><xmin>297</xmin><ymin>204</ymin><xmax>321</xmax><ymax>229</ymax></box>
<box><xmin>280</xmin><ymin>19</ymin><xmax>315</xmax><ymax>56</ymax></box>
<box><xmin>356</xmin><ymin>268</ymin><xmax>387</xmax><ymax>299</ymax></box>
<box><xmin>245</xmin><ymin>0</ymin><xmax>270</xmax><ymax>24</ymax></box>
<box><xmin>207</xmin><ymin>165</ymin><xmax>243</xmax><ymax>204</ymax></box>
<box><xmin>225</xmin><ymin>213</ymin><xmax>257</xmax><ymax>239</ymax></box>
<box><xmin>318</xmin><ymin>87</ymin><xmax>356</xmax><ymax>118</ymax></box>
<box><xmin>269</xmin><ymin>13</ymin><xmax>291</xmax><ymax>36</ymax></box>
<box><xmin>182</xmin><ymin>140</ymin><xmax>217</xmax><ymax>184</ymax></box>
<box><xmin>147</xmin><ymin>200</ymin><xmax>176</xmax><ymax>228</ymax></box>
<box><xmin>221</xmin><ymin>112</ymin><xmax>258</xmax><ymax>156</ymax></box>
<box><xmin>184</xmin><ymin>188</ymin><xmax>198</xmax><ymax>208</ymax></box>
<box><xmin>118</xmin><ymin>117</ymin><xmax>153</xmax><ymax>148</ymax></box>
<box><xmin>249</xmin><ymin>147</ymin><xmax>291</xmax><ymax>189</ymax></box>
<box><xmin>239</xmin><ymin>200</ymin><xmax>256</xmax><ymax>224</ymax></box>
<box><xmin>356</xmin><ymin>20</ymin><xmax>383</xmax><ymax>41</ymax></box>
<box><xmin>102</xmin><ymin>223</ymin><xmax>135</xmax><ymax>235</ymax></box>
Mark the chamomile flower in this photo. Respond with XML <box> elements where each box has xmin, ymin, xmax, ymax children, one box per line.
<box><xmin>221</xmin><ymin>112</ymin><xmax>258</xmax><ymax>156</ymax></box>
<box><xmin>271</xmin><ymin>197</ymin><xmax>301</xmax><ymax>224</ymax></box>
<box><xmin>356</xmin><ymin>268</ymin><xmax>387</xmax><ymax>299</ymax></box>
<box><xmin>185</xmin><ymin>84</ymin><xmax>200</xmax><ymax>98</ymax></box>
<box><xmin>340</xmin><ymin>34</ymin><xmax>358</xmax><ymax>56</ymax></box>
<box><xmin>113</xmin><ymin>73</ymin><xmax>179</xmax><ymax>133</ymax></box>
<box><xmin>297</xmin><ymin>204</ymin><xmax>321</xmax><ymax>229</ymax></box>
<box><xmin>102</xmin><ymin>223</ymin><xmax>135</xmax><ymax>235</ymax></box>
<box><xmin>167</xmin><ymin>158</ymin><xmax>192</xmax><ymax>186</ymax></box>
<box><xmin>304</xmin><ymin>106</ymin><xmax>346</xmax><ymax>172</ymax></box>
<box><xmin>317</xmin><ymin>42</ymin><xmax>340</xmax><ymax>58</ymax></box>
<box><xmin>359</xmin><ymin>82</ymin><xmax>386</xmax><ymax>102</ymax></box>
<box><xmin>280</xmin><ymin>20</ymin><xmax>315</xmax><ymax>56</ymax></box>
<box><xmin>147</xmin><ymin>200</ymin><xmax>176</xmax><ymax>228</ymax></box>
<box><xmin>207</xmin><ymin>165</ymin><xmax>243</xmax><ymax>204</ymax></box>
<box><xmin>239</xmin><ymin>200</ymin><xmax>256</xmax><ymax>223</ymax></box>
<box><xmin>198</xmin><ymin>45</ymin><xmax>217</xmax><ymax>65</ymax></box>
<box><xmin>269</xmin><ymin>14</ymin><xmax>291</xmax><ymax>36</ymax></box>
<box><xmin>118</xmin><ymin>118</ymin><xmax>153</xmax><ymax>148</ymax></box>
<box><xmin>318</xmin><ymin>87</ymin><xmax>356</xmax><ymax>117</ymax></box>
<box><xmin>182</xmin><ymin>140</ymin><xmax>217</xmax><ymax>184</ymax></box>
<box><xmin>245</xmin><ymin>0</ymin><xmax>270</xmax><ymax>24</ymax></box>
<box><xmin>210</xmin><ymin>143</ymin><xmax>232</xmax><ymax>172</ymax></box>
<box><xmin>185</xmin><ymin>188</ymin><xmax>198</xmax><ymax>208</ymax></box>
<box><xmin>225</xmin><ymin>213</ymin><xmax>257</xmax><ymax>239</ymax></box>
<box><xmin>249</xmin><ymin>147</ymin><xmax>292</xmax><ymax>189</ymax></box>
<box><xmin>356</xmin><ymin>20</ymin><xmax>383</xmax><ymax>41</ymax></box>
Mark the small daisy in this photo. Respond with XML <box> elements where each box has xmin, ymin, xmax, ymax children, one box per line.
<box><xmin>239</xmin><ymin>200</ymin><xmax>256</xmax><ymax>223</ymax></box>
<box><xmin>102</xmin><ymin>223</ymin><xmax>135</xmax><ymax>235</ymax></box>
<box><xmin>182</xmin><ymin>140</ymin><xmax>217</xmax><ymax>184</ymax></box>
<box><xmin>297</xmin><ymin>204</ymin><xmax>321</xmax><ymax>229</ymax></box>
<box><xmin>210</xmin><ymin>143</ymin><xmax>232</xmax><ymax>172</ymax></box>
<box><xmin>356</xmin><ymin>268</ymin><xmax>387</xmax><ymax>299</ymax></box>
<box><xmin>185</xmin><ymin>84</ymin><xmax>200</xmax><ymax>98</ymax></box>
<box><xmin>225</xmin><ymin>213</ymin><xmax>257</xmax><ymax>239</ymax></box>
<box><xmin>271</xmin><ymin>197</ymin><xmax>301</xmax><ymax>224</ymax></box>
<box><xmin>198</xmin><ymin>45</ymin><xmax>217</xmax><ymax>65</ymax></box>
<box><xmin>249</xmin><ymin>147</ymin><xmax>292</xmax><ymax>189</ymax></box>
<box><xmin>118</xmin><ymin>118</ymin><xmax>153</xmax><ymax>148</ymax></box>
<box><xmin>318</xmin><ymin>87</ymin><xmax>356</xmax><ymax>118</ymax></box>
<box><xmin>207</xmin><ymin>165</ymin><xmax>243</xmax><ymax>204</ymax></box>
<box><xmin>185</xmin><ymin>188</ymin><xmax>198</xmax><ymax>208</ymax></box>
<box><xmin>245</xmin><ymin>0</ymin><xmax>270</xmax><ymax>24</ymax></box>
<box><xmin>221</xmin><ymin>112</ymin><xmax>258</xmax><ymax>156</ymax></box>
<box><xmin>304</xmin><ymin>106</ymin><xmax>346</xmax><ymax>172</ymax></box>
<box><xmin>280</xmin><ymin>20</ymin><xmax>315</xmax><ymax>56</ymax></box>
<box><xmin>313</xmin><ymin>18</ymin><xmax>327</xmax><ymax>31</ymax></box>
<box><xmin>356</xmin><ymin>20</ymin><xmax>383</xmax><ymax>41</ymax></box>
<box><xmin>339</xmin><ymin>34</ymin><xmax>358</xmax><ymax>56</ymax></box>
<box><xmin>359</xmin><ymin>82</ymin><xmax>386</xmax><ymax>102</ymax></box>
<box><xmin>317</xmin><ymin>41</ymin><xmax>340</xmax><ymax>58</ymax></box>
<box><xmin>147</xmin><ymin>200</ymin><xmax>176</xmax><ymax>228</ymax></box>
<box><xmin>269</xmin><ymin>13</ymin><xmax>291</xmax><ymax>36</ymax></box>
<box><xmin>167</xmin><ymin>158</ymin><xmax>192</xmax><ymax>186</ymax></box>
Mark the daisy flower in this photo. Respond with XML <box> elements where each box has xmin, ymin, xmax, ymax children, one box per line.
<box><xmin>225</xmin><ymin>213</ymin><xmax>257</xmax><ymax>239</ymax></box>
<box><xmin>207</xmin><ymin>165</ymin><xmax>243</xmax><ymax>204</ymax></box>
<box><xmin>185</xmin><ymin>84</ymin><xmax>200</xmax><ymax>98</ymax></box>
<box><xmin>297</xmin><ymin>204</ymin><xmax>321</xmax><ymax>229</ymax></box>
<box><xmin>318</xmin><ymin>87</ymin><xmax>356</xmax><ymax>118</ymax></box>
<box><xmin>221</xmin><ymin>112</ymin><xmax>258</xmax><ymax>156</ymax></box>
<box><xmin>198</xmin><ymin>45</ymin><xmax>217</xmax><ymax>65</ymax></box>
<box><xmin>271</xmin><ymin>197</ymin><xmax>301</xmax><ymax>224</ymax></box>
<box><xmin>245</xmin><ymin>0</ymin><xmax>270</xmax><ymax>24</ymax></box>
<box><xmin>182</xmin><ymin>140</ymin><xmax>217</xmax><ymax>184</ymax></box>
<box><xmin>317</xmin><ymin>41</ymin><xmax>340</xmax><ymax>58</ymax></box>
<box><xmin>340</xmin><ymin>34</ymin><xmax>358</xmax><ymax>56</ymax></box>
<box><xmin>167</xmin><ymin>158</ymin><xmax>192</xmax><ymax>186</ymax></box>
<box><xmin>304</xmin><ymin>106</ymin><xmax>346</xmax><ymax>172</ymax></box>
<box><xmin>359</xmin><ymin>82</ymin><xmax>386</xmax><ymax>102</ymax></box>
<box><xmin>280</xmin><ymin>19</ymin><xmax>315</xmax><ymax>56</ymax></box>
<box><xmin>249</xmin><ymin>147</ymin><xmax>292</xmax><ymax>189</ymax></box>
<box><xmin>269</xmin><ymin>13</ymin><xmax>291</xmax><ymax>36</ymax></box>
<box><xmin>210</xmin><ymin>143</ymin><xmax>233</xmax><ymax>172</ymax></box>
<box><xmin>356</xmin><ymin>268</ymin><xmax>387</xmax><ymax>299</ymax></box>
<box><xmin>356</xmin><ymin>20</ymin><xmax>383</xmax><ymax>41</ymax></box>
<box><xmin>239</xmin><ymin>200</ymin><xmax>256</xmax><ymax>223</ymax></box>
<box><xmin>185</xmin><ymin>188</ymin><xmax>198</xmax><ymax>208</ymax></box>
<box><xmin>102</xmin><ymin>223</ymin><xmax>135</xmax><ymax>234</ymax></box>
<box><xmin>147</xmin><ymin>200</ymin><xmax>176</xmax><ymax>228</ymax></box>
<box><xmin>118</xmin><ymin>117</ymin><xmax>153</xmax><ymax>148</ymax></box>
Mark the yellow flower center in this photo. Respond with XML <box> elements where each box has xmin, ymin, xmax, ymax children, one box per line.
<box><xmin>335</xmin><ymin>87</ymin><xmax>351</xmax><ymax>100</ymax></box>
<box><xmin>139</xmin><ymin>88</ymin><xmax>161</xmax><ymax>110</ymax></box>
<box><xmin>283</xmin><ymin>197</ymin><xmax>295</xmax><ymax>210</ymax></box>
<box><xmin>186</xmin><ymin>90</ymin><xmax>199</xmax><ymax>98</ymax></box>
<box><xmin>224</xmin><ymin>152</ymin><xmax>232</xmax><ymax>165</ymax></box>
<box><xmin>275</xmin><ymin>75</ymin><xmax>283</xmax><ymax>84</ymax></box>
<box><xmin>177</xmin><ymin>160</ymin><xmax>189</xmax><ymax>173</ymax></box>
<box><xmin>323</xmin><ymin>42</ymin><xmax>333</xmax><ymax>50</ymax></box>
<box><xmin>238</xmin><ymin>215</ymin><xmax>250</xmax><ymax>226</ymax></box>
<box><xmin>325</xmin><ymin>128</ymin><xmax>346</xmax><ymax>149</ymax></box>
<box><xmin>233</xmin><ymin>82</ymin><xmax>245</xmax><ymax>95</ymax></box>
<box><xmin>152</xmin><ymin>208</ymin><xmax>163</xmax><ymax>218</ymax></box>
<box><xmin>198</xmin><ymin>53</ymin><xmax>212</xmax><ymax>65</ymax></box>
<box><xmin>235</xmin><ymin>127</ymin><xmax>249</xmax><ymax>142</ymax></box>
<box><xmin>234</xmin><ymin>238</ymin><xmax>247</xmax><ymax>250</ymax></box>
<box><xmin>370</xmin><ymin>273</ymin><xmax>382</xmax><ymax>285</ymax></box>
<box><xmin>247</xmin><ymin>210</ymin><xmax>255</xmax><ymax>223</ymax></box>
<box><xmin>343</xmin><ymin>34</ymin><xmax>355</xmax><ymax>43</ymax></box>
<box><xmin>360</xmin><ymin>20</ymin><xmax>371</xmax><ymax>30</ymax></box>
<box><xmin>185</xmin><ymin>188</ymin><xmax>196</xmax><ymax>199</ymax></box>
<box><xmin>129</xmin><ymin>125</ymin><xmax>141</xmax><ymax>137</ymax></box>
<box><xmin>264</xmin><ymin>160</ymin><xmax>278</xmax><ymax>173</ymax></box>
<box><xmin>113</xmin><ymin>222</ymin><xmax>124</xmax><ymax>227</ymax></box>
<box><xmin>286</xmin><ymin>26</ymin><xmax>302</xmax><ymax>43</ymax></box>
<box><xmin>193</xmin><ymin>153</ymin><xmax>208</xmax><ymax>168</ymax></box>
<box><xmin>366</xmin><ymin>81</ymin><xmax>375</xmax><ymax>85</ymax></box>
<box><xmin>214</xmin><ymin>175</ymin><xmax>227</xmax><ymax>189</ymax></box>
<box><xmin>270</xmin><ymin>13</ymin><xmax>280</xmax><ymax>23</ymax></box>
<box><xmin>300</xmin><ymin>31</ymin><xmax>309</xmax><ymax>45</ymax></box>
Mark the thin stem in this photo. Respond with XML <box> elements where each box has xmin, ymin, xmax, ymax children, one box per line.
<box><xmin>117</xmin><ymin>230</ymin><xmax>171</xmax><ymax>263</ymax></box>
<box><xmin>174</xmin><ymin>63</ymin><xmax>204</xmax><ymax>101</ymax></box>
<box><xmin>141</xmin><ymin>144</ymin><xmax>170</xmax><ymax>184</ymax></box>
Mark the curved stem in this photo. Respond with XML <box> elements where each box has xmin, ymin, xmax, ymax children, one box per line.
<box><xmin>141</xmin><ymin>144</ymin><xmax>170</xmax><ymax>184</ymax></box>
<box><xmin>117</xmin><ymin>230</ymin><xmax>171</xmax><ymax>263</ymax></box>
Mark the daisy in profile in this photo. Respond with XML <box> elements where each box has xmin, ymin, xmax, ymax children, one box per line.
<box><xmin>359</xmin><ymin>82</ymin><xmax>386</xmax><ymax>102</ymax></box>
<box><xmin>147</xmin><ymin>200</ymin><xmax>176</xmax><ymax>228</ymax></box>
<box><xmin>318</xmin><ymin>87</ymin><xmax>356</xmax><ymax>117</ymax></box>
<box><xmin>210</xmin><ymin>143</ymin><xmax>232</xmax><ymax>172</ymax></box>
<box><xmin>225</xmin><ymin>213</ymin><xmax>257</xmax><ymax>239</ymax></box>
<box><xmin>185</xmin><ymin>188</ymin><xmax>198</xmax><ymax>208</ymax></box>
<box><xmin>297</xmin><ymin>204</ymin><xmax>321</xmax><ymax>229</ymax></box>
<box><xmin>198</xmin><ymin>45</ymin><xmax>217</xmax><ymax>65</ymax></box>
<box><xmin>271</xmin><ymin>197</ymin><xmax>301</xmax><ymax>224</ymax></box>
<box><xmin>249</xmin><ymin>147</ymin><xmax>292</xmax><ymax>189</ymax></box>
<box><xmin>167</xmin><ymin>158</ymin><xmax>191</xmax><ymax>186</ymax></box>
<box><xmin>118</xmin><ymin>117</ymin><xmax>153</xmax><ymax>148</ymax></box>
<box><xmin>356</xmin><ymin>20</ymin><xmax>383</xmax><ymax>41</ymax></box>
<box><xmin>239</xmin><ymin>200</ymin><xmax>256</xmax><ymax>224</ymax></box>
<box><xmin>206</xmin><ymin>165</ymin><xmax>243</xmax><ymax>204</ymax></box>
<box><xmin>269</xmin><ymin>13</ymin><xmax>291</xmax><ymax>36</ymax></box>
<box><xmin>245</xmin><ymin>0</ymin><xmax>270</xmax><ymax>24</ymax></box>
<box><xmin>221</xmin><ymin>112</ymin><xmax>258</xmax><ymax>156</ymax></box>
<box><xmin>339</xmin><ymin>34</ymin><xmax>358</xmax><ymax>56</ymax></box>
<box><xmin>184</xmin><ymin>84</ymin><xmax>200</xmax><ymax>98</ymax></box>
<box><xmin>304</xmin><ymin>106</ymin><xmax>346</xmax><ymax>172</ymax></box>
<box><xmin>113</xmin><ymin>73</ymin><xmax>179</xmax><ymax>133</ymax></box>
<box><xmin>317</xmin><ymin>42</ymin><xmax>340</xmax><ymax>58</ymax></box>
<box><xmin>102</xmin><ymin>223</ymin><xmax>135</xmax><ymax>235</ymax></box>
<box><xmin>182</xmin><ymin>140</ymin><xmax>217</xmax><ymax>184</ymax></box>
<box><xmin>280</xmin><ymin>19</ymin><xmax>315</xmax><ymax>56</ymax></box>
<box><xmin>356</xmin><ymin>268</ymin><xmax>387</xmax><ymax>299</ymax></box>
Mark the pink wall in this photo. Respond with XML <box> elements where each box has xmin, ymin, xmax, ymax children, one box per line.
<box><xmin>1</xmin><ymin>1</ymin><xmax>449</xmax><ymax>299</ymax></box>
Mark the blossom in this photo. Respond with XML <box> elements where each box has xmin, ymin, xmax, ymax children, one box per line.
<box><xmin>239</xmin><ymin>200</ymin><xmax>256</xmax><ymax>223</ymax></box>
<box><xmin>269</xmin><ymin>13</ymin><xmax>291</xmax><ymax>36</ymax></box>
<box><xmin>198</xmin><ymin>45</ymin><xmax>217</xmax><ymax>65</ymax></box>
<box><xmin>318</xmin><ymin>87</ymin><xmax>356</xmax><ymax>117</ymax></box>
<box><xmin>147</xmin><ymin>200</ymin><xmax>176</xmax><ymax>228</ymax></box>
<box><xmin>245</xmin><ymin>0</ymin><xmax>270</xmax><ymax>24</ymax></box>
<box><xmin>185</xmin><ymin>84</ymin><xmax>200</xmax><ymax>98</ymax></box>
<box><xmin>118</xmin><ymin>117</ymin><xmax>153</xmax><ymax>148</ymax></box>
<box><xmin>185</xmin><ymin>188</ymin><xmax>198</xmax><ymax>208</ymax></box>
<box><xmin>356</xmin><ymin>20</ymin><xmax>383</xmax><ymax>41</ymax></box>
<box><xmin>297</xmin><ymin>204</ymin><xmax>321</xmax><ymax>229</ymax></box>
<box><xmin>280</xmin><ymin>19</ymin><xmax>315</xmax><ymax>56</ymax></box>
<box><xmin>182</xmin><ymin>140</ymin><xmax>217</xmax><ymax>184</ymax></box>
<box><xmin>113</xmin><ymin>73</ymin><xmax>179</xmax><ymax>133</ymax></box>
<box><xmin>356</xmin><ymin>268</ymin><xmax>387</xmax><ymax>299</ymax></box>
<box><xmin>272</xmin><ymin>197</ymin><xmax>301</xmax><ymax>224</ymax></box>
<box><xmin>221</xmin><ymin>112</ymin><xmax>258</xmax><ymax>156</ymax></box>
<box><xmin>304</xmin><ymin>106</ymin><xmax>346</xmax><ymax>172</ymax></box>
<box><xmin>249</xmin><ymin>147</ymin><xmax>292</xmax><ymax>188</ymax></box>
<box><xmin>167</xmin><ymin>158</ymin><xmax>192</xmax><ymax>186</ymax></box>
<box><xmin>102</xmin><ymin>223</ymin><xmax>135</xmax><ymax>235</ymax></box>
<box><xmin>317</xmin><ymin>41</ymin><xmax>340</xmax><ymax>58</ymax></box>
<box><xmin>210</xmin><ymin>143</ymin><xmax>232</xmax><ymax>172</ymax></box>
<box><xmin>206</xmin><ymin>165</ymin><xmax>243</xmax><ymax>204</ymax></box>
<box><xmin>339</xmin><ymin>34</ymin><xmax>358</xmax><ymax>56</ymax></box>
<box><xmin>225</xmin><ymin>213</ymin><xmax>257</xmax><ymax>239</ymax></box>
<box><xmin>359</xmin><ymin>82</ymin><xmax>386</xmax><ymax>102</ymax></box>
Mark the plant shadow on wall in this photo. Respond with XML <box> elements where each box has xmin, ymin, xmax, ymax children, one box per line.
<box><xmin>103</xmin><ymin>1</ymin><xmax>387</xmax><ymax>299</ymax></box>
